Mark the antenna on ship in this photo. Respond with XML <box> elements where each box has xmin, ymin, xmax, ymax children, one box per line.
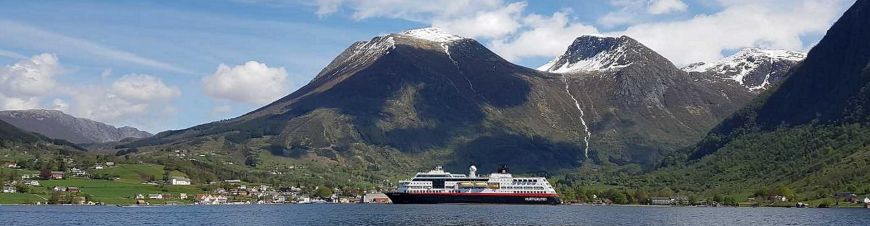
<box><xmin>498</xmin><ymin>165</ymin><xmax>508</xmax><ymax>174</ymax></box>
<box><xmin>468</xmin><ymin>163</ymin><xmax>477</xmax><ymax>178</ymax></box>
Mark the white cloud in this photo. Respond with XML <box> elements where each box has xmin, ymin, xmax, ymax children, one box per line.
<box><xmin>0</xmin><ymin>53</ymin><xmax>61</xmax><ymax>110</ymax></box>
<box><xmin>110</xmin><ymin>74</ymin><xmax>180</xmax><ymax>102</ymax></box>
<box><xmin>0</xmin><ymin>53</ymin><xmax>179</xmax><ymax>132</ymax></box>
<box><xmin>315</xmin><ymin>0</ymin><xmax>343</xmax><ymax>17</ymax></box>
<box><xmin>614</xmin><ymin>0</ymin><xmax>849</xmax><ymax>65</ymax></box>
<box><xmin>598</xmin><ymin>0</ymin><xmax>688</xmax><ymax>27</ymax></box>
<box><xmin>63</xmin><ymin>74</ymin><xmax>180</xmax><ymax>132</ymax></box>
<box><xmin>433</xmin><ymin>2</ymin><xmax>526</xmax><ymax>39</ymax></box>
<box><xmin>0</xmin><ymin>49</ymin><xmax>26</xmax><ymax>59</ymax></box>
<box><xmin>314</xmin><ymin>0</ymin><xmax>849</xmax><ymax>66</ymax></box>
<box><xmin>202</xmin><ymin>61</ymin><xmax>289</xmax><ymax>105</ymax></box>
<box><xmin>0</xmin><ymin>95</ymin><xmax>40</xmax><ymax>110</ymax></box>
<box><xmin>100</xmin><ymin>69</ymin><xmax>113</xmax><ymax>79</ymax></box>
<box><xmin>647</xmin><ymin>0</ymin><xmax>688</xmax><ymax>15</ymax></box>
<box><xmin>0</xmin><ymin>20</ymin><xmax>193</xmax><ymax>74</ymax></box>
<box><xmin>316</xmin><ymin>0</ymin><xmax>504</xmax><ymax>22</ymax></box>
<box><xmin>50</xmin><ymin>98</ymin><xmax>69</xmax><ymax>112</ymax></box>
<box><xmin>491</xmin><ymin>11</ymin><xmax>599</xmax><ymax>61</ymax></box>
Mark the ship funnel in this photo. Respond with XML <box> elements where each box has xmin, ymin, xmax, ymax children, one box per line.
<box><xmin>469</xmin><ymin>165</ymin><xmax>477</xmax><ymax>178</ymax></box>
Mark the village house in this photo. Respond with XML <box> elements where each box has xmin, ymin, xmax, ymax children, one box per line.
<box><xmin>67</xmin><ymin>187</ymin><xmax>80</xmax><ymax>193</ymax></box>
<box><xmin>105</xmin><ymin>162</ymin><xmax>114</xmax><ymax>166</ymax></box>
<box><xmin>94</xmin><ymin>165</ymin><xmax>104</xmax><ymax>170</ymax></box>
<box><xmin>170</xmin><ymin>176</ymin><xmax>191</xmax><ymax>185</ymax></box>
<box><xmin>50</xmin><ymin>171</ymin><xmax>64</xmax><ymax>180</ymax></box>
<box><xmin>2</xmin><ymin>185</ymin><xmax>16</xmax><ymax>193</ymax></box>
<box><xmin>136</xmin><ymin>194</ymin><xmax>145</xmax><ymax>199</ymax></box>
<box><xmin>5</xmin><ymin>162</ymin><xmax>18</xmax><ymax>168</ymax></box>
<box><xmin>179</xmin><ymin>193</ymin><xmax>188</xmax><ymax>199</ymax></box>
<box><xmin>53</xmin><ymin>186</ymin><xmax>67</xmax><ymax>192</ymax></box>
<box><xmin>198</xmin><ymin>194</ymin><xmax>228</xmax><ymax>205</ymax></box>
<box><xmin>148</xmin><ymin>194</ymin><xmax>164</xmax><ymax>199</ymax></box>
<box><xmin>772</xmin><ymin>195</ymin><xmax>788</xmax><ymax>202</ymax></box>
<box><xmin>23</xmin><ymin>180</ymin><xmax>39</xmax><ymax>186</ymax></box>
<box><xmin>70</xmin><ymin>168</ymin><xmax>87</xmax><ymax>176</ymax></box>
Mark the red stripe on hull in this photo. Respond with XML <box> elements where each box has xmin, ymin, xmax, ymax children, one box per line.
<box><xmin>398</xmin><ymin>192</ymin><xmax>559</xmax><ymax>198</ymax></box>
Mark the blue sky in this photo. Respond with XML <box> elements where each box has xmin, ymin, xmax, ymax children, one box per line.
<box><xmin>0</xmin><ymin>0</ymin><xmax>854</xmax><ymax>133</ymax></box>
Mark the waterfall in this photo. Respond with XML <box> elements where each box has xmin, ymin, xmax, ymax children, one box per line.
<box><xmin>561</xmin><ymin>75</ymin><xmax>591</xmax><ymax>159</ymax></box>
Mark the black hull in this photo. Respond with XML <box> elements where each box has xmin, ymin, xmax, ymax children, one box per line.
<box><xmin>385</xmin><ymin>192</ymin><xmax>560</xmax><ymax>205</ymax></box>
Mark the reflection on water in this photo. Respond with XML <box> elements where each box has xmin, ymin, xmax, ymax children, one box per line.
<box><xmin>1</xmin><ymin>204</ymin><xmax>869</xmax><ymax>225</ymax></box>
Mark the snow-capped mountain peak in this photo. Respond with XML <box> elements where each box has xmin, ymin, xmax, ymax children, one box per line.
<box><xmin>399</xmin><ymin>27</ymin><xmax>465</xmax><ymax>43</ymax></box>
<box><xmin>683</xmin><ymin>48</ymin><xmax>805</xmax><ymax>73</ymax></box>
<box><xmin>538</xmin><ymin>35</ymin><xmax>662</xmax><ymax>73</ymax></box>
<box><xmin>683</xmin><ymin>48</ymin><xmax>806</xmax><ymax>91</ymax></box>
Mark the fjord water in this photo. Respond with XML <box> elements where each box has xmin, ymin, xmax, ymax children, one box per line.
<box><xmin>2</xmin><ymin>205</ymin><xmax>868</xmax><ymax>225</ymax></box>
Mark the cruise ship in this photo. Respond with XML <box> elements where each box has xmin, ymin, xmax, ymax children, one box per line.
<box><xmin>385</xmin><ymin>165</ymin><xmax>560</xmax><ymax>204</ymax></box>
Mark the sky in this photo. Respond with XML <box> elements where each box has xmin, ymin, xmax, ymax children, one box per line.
<box><xmin>0</xmin><ymin>0</ymin><xmax>855</xmax><ymax>133</ymax></box>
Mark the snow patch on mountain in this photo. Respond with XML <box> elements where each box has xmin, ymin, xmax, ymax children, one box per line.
<box><xmin>539</xmin><ymin>44</ymin><xmax>632</xmax><ymax>73</ymax></box>
<box><xmin>399</xmin><ymin>27</ymin><xmax>465</xmax><ymax>43</ymax></box>
<box><xmin>538</xmin><ymin>35</ymin><xmax>635</xmax><ymax>73</ymax></box>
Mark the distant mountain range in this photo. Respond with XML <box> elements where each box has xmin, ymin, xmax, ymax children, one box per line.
<box><xmin>0</xmin><ymin>115</ymin><xmax>85</xmax><ymax>151</ymax></box>
<box><xmin>683</xmin><ymin>48</ymin><xmax>805</xmax><ymax>91</ymax></box>
<box><xmin>0</xmin><ymin>109</ymin><xmax>151</xmax><ymax>144</ymax></box>
<box><xmin>116</xmin><ymin>27</ymin><xmax>792</xmax><ymax>173</ymax></box>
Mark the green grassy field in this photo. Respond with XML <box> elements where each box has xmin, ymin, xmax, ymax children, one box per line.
<box><xmin>38</xmin><ymin>178</ymin><xmax>201</xmax><ymax>204</ymax></box>
<box><xmin>0</xmin><ymin>193</ymin><xmax>48</xmax><ymax>204</ymax></box>
<box><xmin>1</xmin><ymin>164</ymin><xmax>200</xmax><ymax>204</ymax></box>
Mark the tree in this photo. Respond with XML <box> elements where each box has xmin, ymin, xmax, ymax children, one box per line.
<box><xmin>314</xmin><ymin>186</ymin><xmax>333</xmax><ymax>198</ymax></box>
<box><xmin>39</xmin><ymin>167</ymin><xmax>51</xmax><ymax>180</ymax></box>
<box><xmin>713</xmin><ymin>194</ymin><xmax>724</xmax><ymax>203</ymax></box>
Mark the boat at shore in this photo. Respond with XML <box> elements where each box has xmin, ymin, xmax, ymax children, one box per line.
<box><xmin>385</xmin><ymin>165</ymin><xmax>560</xmax><ymax>205</ymax></box>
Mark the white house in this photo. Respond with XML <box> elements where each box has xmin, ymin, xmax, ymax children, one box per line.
<box><xmin>2</xmin><ymin>186</ymin><xmax>15</xmax><ymax>193</ymax></box>
<box><xmin>105</xmin><ymin>162</ymin><xmax>115</xmax><ymax>166</ymax></box>
<box><xmin>179</xmin><ymin>193</ymin><xmax>188</xmax><ymax>199</ymax></box>
<box><xmin>148</xmin><ymin>194</ymin><xmax>163</xmax><ymax>199</ymax></box>
<box><xmin>170</xmin><ymin>177</ymin><xmax>191</xmax><ymax>185</ymax></box>
<box><xmin>24</xmin><ymin>180</ymin><xmax>39</xmax><ymax>186</ymax></box>
<box><xmin>198</xmin><ymin>195</ymin><xmax>227</xmax><ymax>205</ymax></box>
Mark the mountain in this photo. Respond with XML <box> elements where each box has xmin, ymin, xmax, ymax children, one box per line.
<box><xmin>658</xmin><ymin>0</ymin><xmax>870</xmax><ymax>195</ymax></box>
<box><xmin>0</xmin><ymin>118</ymin><xmax>85</xmax><ymax>151</ymax></box>
<box><xmin>683</xmin><ymin>48</ymin><xmax>806</xmax><ymax>91</ymax></box>
<box><xmin>0</xmin><ymin>109</ymin><xmax>152</xmax><ymax>144</ymax></box>
<box><xmin>120</xmin><ymin>28</ymin><xmax>752</xmax><ymax>178</ymax></box>
<box><xmin>539</xmin><ymin>35</ymin><xmax>754</xmax><ymax>166</ymax></box>
<box><xmin>538</xmin><ymin>35</ymin><xmax>663</xmax><ymax>73</ymax></box>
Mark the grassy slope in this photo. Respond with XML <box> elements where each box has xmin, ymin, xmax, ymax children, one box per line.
<box><xmin>651</xmin><ymin>123</ymin><xmax>870</xmax><ymax>198</ymax></box>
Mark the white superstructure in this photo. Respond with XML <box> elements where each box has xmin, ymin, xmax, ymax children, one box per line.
<box><xmin>395</xmin><ymin>165</ymin><xmax>558</xmax><ymax>195</ymax></box>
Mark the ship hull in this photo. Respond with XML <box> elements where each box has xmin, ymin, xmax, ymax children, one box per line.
<box><xmin>385</xmin><ymin>192</ymin><xmax>560</xmax><ymax>205</ymax></box>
